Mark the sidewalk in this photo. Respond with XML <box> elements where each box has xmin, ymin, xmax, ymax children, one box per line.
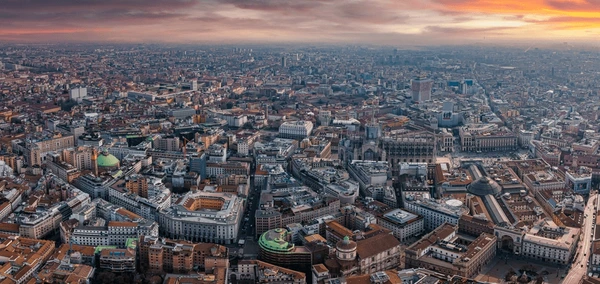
<box><xmin>475</xmin><ymin>254</ymin><xmax>563</xmax><ymax>283</ymax></box>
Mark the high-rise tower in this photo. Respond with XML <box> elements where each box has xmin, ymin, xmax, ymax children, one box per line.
<box><xmin>411</xmin><ymin>76</ymin><xmax>433</xmax><ymax>103</ymax></box>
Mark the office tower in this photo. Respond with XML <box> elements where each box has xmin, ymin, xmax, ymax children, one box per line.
<box><xmin>70</xmin><ymin>87</ymin><xmax>88</xmax><ymax>102</ymax></box>
<box><xmin>411</xmin><ymin>77</ymin><xmax>433</xmax><ymax>103</ymax></box>
<box><xmin>281</xmin><ymin>56</ymin><xmax>287</xmax><ymax>68</ymax></box>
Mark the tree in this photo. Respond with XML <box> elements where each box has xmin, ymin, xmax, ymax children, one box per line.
<box><xmin>94</xmin><ymin>271</ymin><xmax>116</xmax><ymax>284</ymax></box>
<box><xmin>505</xmin><ymin>269</ymin><xmax>516</xmax><ymax>281</ymax></box>
<box><xmin>226</xmin><ymin>102</ymin><xmax>234</xmax><ymax>109</ymax></box>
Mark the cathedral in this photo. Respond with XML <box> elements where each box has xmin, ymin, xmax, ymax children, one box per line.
<box><xmin>339</xmin><ymin>119</ymin><xmax>436</xmax><ymax>177</ymax></box>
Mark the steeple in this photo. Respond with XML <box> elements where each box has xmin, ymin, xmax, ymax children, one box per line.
<box><xmin>365</xmin><ymin>101</ymin><xmax>379</xmax><ymax>140</ymax></box>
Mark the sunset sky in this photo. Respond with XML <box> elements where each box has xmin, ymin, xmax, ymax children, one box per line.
<box><xmin>2</xmin><ymin>0</ymin><xmax>600</xmax><ymax>44</ymax></box>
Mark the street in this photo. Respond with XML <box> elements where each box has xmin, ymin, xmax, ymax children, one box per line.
<box><xmin>226</xmin><ymin>166</ymin><xmax>262</xmax><ymax>260</ymax></box>
<box><xmin>563</xmin><ymin>193</ymin><xmax>597</xmax><ymax>283</ymax></box>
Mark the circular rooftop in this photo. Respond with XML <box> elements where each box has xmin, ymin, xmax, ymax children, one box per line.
<box><xmin>97</xmin><ymin>152</ymin><xmax>120</xmax><ymax>168</ymax></box>
<box><xmin>468</xmin><ymin>176</ymin><xmax>502</xmax><ymax>196</ymax></box>
<box><xmin>259</xmin><ymin>228</ymin><xmax>294</xmax><ymax>253</ymax></box>
<box><xmin>336</xmin><ymin>236</ymin><xmax>357</xmax><ymax>251</ymax></box>
<box><xmin>445</xmin><ymin>199</ymin><xmax>464</xmax><ymax>208</ymax></box>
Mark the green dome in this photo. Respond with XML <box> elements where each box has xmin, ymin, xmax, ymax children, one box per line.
<box><xmin>259</xmin><ymin>228</ymin><xmax>294</xmax><ymax>253</ymax></box>
<box><xmin>97</xmin><ymin>152</ymin><xmax>119</xmax><ymax>168</ymax></box>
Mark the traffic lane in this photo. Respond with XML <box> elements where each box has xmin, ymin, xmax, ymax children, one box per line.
<box><xmin>564</xmin><ymin>195</ymin><xmax>596</xmax><ymax>283</ymax></box>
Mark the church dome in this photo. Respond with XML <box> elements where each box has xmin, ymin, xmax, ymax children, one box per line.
<box><xmin>336</xmin><ymin>236</ymin><xmax>357</xmax><ymax>252</ymax></box>
<box><xmin>97</xmin><ymin>152</ymin><xmax>120</xmax><ymax>168</ymax></box>
<box><xmin>336</xmin><ymin>236</ymin><xmax>357</xmax><ymax>261</ymax></box>
<box><xmin>467</xmin><ymin>176</ymin><xmax>502</xmax><ymax>196</ymax></box>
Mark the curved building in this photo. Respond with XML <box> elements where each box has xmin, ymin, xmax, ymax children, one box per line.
<box><xmin>157</xmin><ymin>191</ymin><xmax>243</xmax><ymax>244</ymax></box>
<box><xmin>335</xmin><ymin>236</ymin><xmax>357</xmax><ymax>261</ymax></box>
<box><xmin>467</xmin><ymin>176</ymin><xmax>502</xmax><ymax>197</ymax></box>
<box><xmin>325</xmin><ymin>181</ymin><xmax>359</xmax><ymax>204</ymax></box>
<box><xmin>258</xmin><ymin>228</ymin><xmax>313</xmax><ymax>272</ymax></box>
<box><xmin>259</xmin><ymin>228</ymin><xmax>295</xmax><ymax>255</ymax></box>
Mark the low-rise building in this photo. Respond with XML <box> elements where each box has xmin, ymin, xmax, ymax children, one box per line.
<box><xmin>255</xmin><ymin>187</ymin><xmax>340</xmax><ymax>237</ymax></box>
<box><xmin>18</xmin><ymin>175</ymin><xmax>91</xmax><ymax>239</ymax></box>
<box><xmin>73</xmin><ymin>173</ymin><xmax>117</xmax><ymax>200</ymax></box>
<box><xmin>0</xmin><ymin>234</ymin><xmax>55</xmax><ymax>284</ymax></box>
<box><xmin>404</xmin><ymin>197</ymin><xmax>468</xmax><ymax>230</ymax></box>
<box><xmin>494</xmin><ymin>218</ymin><xmax>579</xmax><ymax>265</ymax></box>
<box><xmin>347</xmin><ymin>160</ymin><xmax>389</xmax><ymax>192</ymax></box>
<box><xmin>459</xmin><ymin>124</ymin><xmax>517</xmax><ymax>152</ymax></box>
<box><xmin>591</xmin><ymin>240</ymin><xmax>600</xmax><ymax>273</ymax></box>
<box><xmin>279</xmin><ymin>120</ymin><xmax>314</xmax><ymax>139</ymax></box>
<box><xmin>138</xmin><ymin>236</ymin><xmax>228</xmax><ymax>274</ymax></box>
<box><xmin>237</xmin><ymin>259</ymin><xmax>306</xmax><ymax>284</ymax></box>
<box><xmin>314</xmin><ymin>232</ymin><xmax>402</xmax><ymax>280</ymax></box>
<box><xmin>99</xmin><ymin>248</ymin><xmax>136</xmax><ymax>273</ymax></box>
<box><xmin>37</xmin><ymin>260</ymin><xmax>95</xmax><ymax>284</ymax></box>
<box><xmin>405</xmin><ymin>223</ymin><xmax>496</xmax><ymax>278</ymax></box>
<box><xmin>565</xmin><ymin>166</ymin><xmax>593</xmax><ymax>194</ymax></box>
<box><xmin>377</xmin><ymin>208</ymin><xmax>424</xmax><ymax>242</ymax></box>
<box><xmin>108</xmin><ymin>176</ymin><xmax>172</xmax><ymax>221</ymax></box>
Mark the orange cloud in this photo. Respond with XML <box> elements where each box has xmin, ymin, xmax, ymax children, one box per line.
<box><xmin>433</xmin><ymin>0</ymin><xmax>600</xmax><ymax>17</ymax></box>
<box><xmin>433</xmin><ymin>0</ymin><xmax>547</xmax><ymax>14</ymax></box>
<box><xmin>433</xmin><ymin>0</ymin><xmax>600</xmax><ymax>34</ymax></box>
<box><xmin>0</xmin><ymin>0</ymin><xmax>599</xmax><ymax>43</ymax></box>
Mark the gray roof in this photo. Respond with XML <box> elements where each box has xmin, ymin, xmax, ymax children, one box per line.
<box><xmin>467</xmin><ymin>176</ymin><xmax>502</xmax><ymax>196</ymax></box>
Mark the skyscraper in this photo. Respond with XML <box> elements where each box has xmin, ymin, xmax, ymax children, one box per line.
<box><xmin>281</xmin><ymin>56</ymin><xmax>286</xmax><ymax>68</ymax></box>
<box><xmin>411</xmin><ymin>76</ymin><xmax>433</xmax><ymax>103</ymax></box>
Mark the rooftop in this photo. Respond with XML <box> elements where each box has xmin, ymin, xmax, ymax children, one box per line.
<box><xmin>259</xmin><ymin>228</ymin><xmax>294</xmax><ymax>253</ymax></box>
<box><xmin>97</xmin><ymin>151</ymin><xmax>119</xmax><ymax>167</ymax></box>
<box><xmin>467</xmin><ymin>176</ymin><xmax>502</xmax><ymax>196</ymax></box>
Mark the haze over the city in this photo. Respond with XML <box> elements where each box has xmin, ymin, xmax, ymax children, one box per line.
<box><xmin>4</xmin><ymin>1</ymin><xmax>600</xmax><ymax>284</ymax></box>
<box><xmin>3</xmin><ymin>0</ymin><xmax>600</xmax><ymax>44</ymax></box>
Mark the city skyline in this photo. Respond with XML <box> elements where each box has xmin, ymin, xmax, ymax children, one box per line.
<box><xmin>2</xmin><ymin>0</ymin><xmax>600</xmax><ymax>45</ymax></box>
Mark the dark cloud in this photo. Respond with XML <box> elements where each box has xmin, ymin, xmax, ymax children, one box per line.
<box><xmin>0</xmin><ymin>0</ymin><xmax>198</xmax><ymax>11</ymax></box>
<box><xmin>423</xmin><ymin>25</ymin><xmax>517</xmax><ymax>35</ymax></box>
<box><xmin>545</xmin><ymin>0</ymin><xmax>600</xmax><ymax>12</ymax></box>
<box><xmin>0</xmin><ymin>0</ymin><xmax>596</xmax><ymax>43</ymax></box>
<box><xmin>334</xmin><ymin>1</ymin><xmax>408</xmax><ymax>25</ymax></box>
<box><xmin>218</xmin><ymin>0</ymin><xmax>332</xmax><ymax>12</ymax></box>
<box><xmin>0</xmin><ymin>0</ymin><xmax>197</xmax><ymax>30</ymax></box>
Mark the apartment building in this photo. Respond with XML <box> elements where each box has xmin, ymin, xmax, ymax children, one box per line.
<box><xmin>138</xmin><ymin>236</ymin><xmax>228</xmax><ymax>274</ymax></box>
